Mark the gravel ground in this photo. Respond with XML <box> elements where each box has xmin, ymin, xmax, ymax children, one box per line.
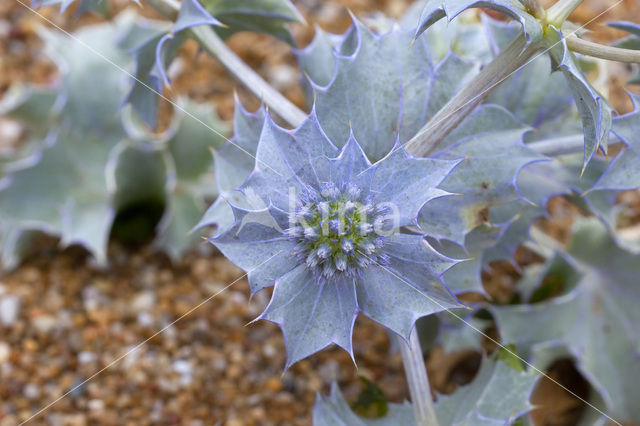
<box><xmin>1</xmin><ymin>0</ymin><xmax>640</xmax><ymax>424</ymax></box>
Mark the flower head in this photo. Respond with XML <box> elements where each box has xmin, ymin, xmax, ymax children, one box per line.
<box><xmin>287</xmin><ymin>181</ymin><xmax>391</xmax><ymax>280</ymax></box>
<box><xmin>211</xmin><ymin>111</ymin><xmax>463</xmax><ymax>368</ymax></box>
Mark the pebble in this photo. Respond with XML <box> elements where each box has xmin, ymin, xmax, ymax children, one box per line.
<box><xmin>318</xmin><ymin>360</ymin><xmax>341</xmax><ymax>384</ymax></box>
<box><xmin>24</xmin><ymin>383</ymin><xmax>39</xmax><ymax>400</ymax></box>
<box><xmin>131</xmin><ymin>291</ymin><xmax>155</xmax><ymax>312</ymax></box>
<box><xmin>0</xmin><ymin>19</ymin><xmax>10</xmax><ymax>38</ymax></box>
<box><xmin>0</xmin><ymin>341</ymin><xmax>10</xmax><ymax>363</ymax></box>
<box><xmin>78</xmin><ymin>351</ymin><xmax>97</xmax><ymax>364</ymax></box>
<box><xmin>137</xmin><ymin>311</ymin><xmax>154</xmax><ymax>327</ymax></box>
<box><xmin>0</xmin><ymin>295</ymin><xmax>20</xmax><ymax>326</ymax></box>
<box><xmin>267</xmin><ymin>64</ymin><xmax>299</xmax><ymax>90</ymax></box>
<box><xmin>172</xmin><ymin>359</ymin><xmax>193</xmax><ymax>386</ymax></box>
<box><xmin>265</xmin><ymin>377</ymin><xmax>283</xmax><ymax>392</ymax></box>
<box><xmin>33</xmin><ymin>314</ymin><xmax>57</xmax><ymax>334</ymax></box>
<box><xmin>87</xmin><ymin>399</ymin><xmax>105</xmax><ymax>412</ymax></box>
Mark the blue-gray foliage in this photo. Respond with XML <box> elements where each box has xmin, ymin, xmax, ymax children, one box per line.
<box><xmin>314</xmin><ymin>357</ymin><xmax>538</xmax><ymax>425</ymax></box>
<box><xmin>0</xmin><ymin>13</ymin><xmax>229</xmax><ymax>269</ymax></box>
<box><xmin>210</xmin><ymin>110</ymin><xmax>464</xmax><ymax>368</ymax></box>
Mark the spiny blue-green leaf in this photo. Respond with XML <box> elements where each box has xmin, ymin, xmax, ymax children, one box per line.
<box><xmin>481</xmin><ymin>152</ymin><xmax>607</xmax><ymax>265</ymax></box>
<box><xmin>0</xmin><ymin>229</ymin><xmax>43</xmax><ymax>271</ymax></box>
<box><xmin>608</xmin><ymin>21</ymin><xmax>640</xmax><ymax>84</ymax></box>
<box><xmin>588</xmin><ymin>148</ymin><xmax>640</xmax><ymax>193</ymax></box>
<box><xmin>295</xmin><ymin>13</ymin><xmax>491</xmax><ymax>99</ymax></box>
<box><xmin>110</xmin><ymin>142</ymin><xmax>168</xmax><ymax>212</ymax></box>
<box><xmin>155</xmin><ymin>190</ymin><xmax>207</xmax><ymax>260</ymax></box>
<box><xmin>260</xmin><ymin>265</ymin><xmax>358</xmax><ymax>369</ymax></box>
<box><xmin>484</xmin><ymin>20</ymin><xmax>574</xmax><ymax>129</ymax></box>
<box><xmin>418</xmin><ymin>105</ymin><xmax>543</xmax><ymax>245</ymax></box>
<box><xmin>546</xmin><ymin>28</ymin><xmax>613</xmax><ymax>170</ymax></box>
<box><xmin>0</xmin><ymin>85</ymin><xmax>59</xmax><ymax>138</ymax></box>
<box><xmin>194</xmin><ymin>102</ymin><xmax>265</xmax><ymax>235</ymax></box>
<box><xmin>415</xmin><ymin>0</ymin><xmax>543</xmax><ymax>44</ymax></box>
<box><xmin>437</xmin><ymin>309</ymin><xmax>492</xmax><ymax>353</ymax></box>
<box><xmin>0</xmin><ymin>129</ymin><xmax>116</xmax><ymax>265</ymax></box>
<box><xmin>122</xmin><ymin>0</ymin><xmax>223</xmax><ymax>129</ymax></box>
<box><xmin>314</xmin><ymin>357</ymin><xmax>538</xmax><ymax>426</ymax></box>
<box><xmin>119</xmin><ymin>98</ymin><xmax>228</xmax><ymax>260</ymax></box>
<box><xmin>153</xmin><ymin>0</ymin><xmax>223</xmax><ymax>88</ymax></box>
<box><xmin>0</xmin><ymin>15</ymin><xmax>229</xmax><ymax>268</ymax></box>
<box><xmin>0</xmin><ymin>85</ymin><xmax>60</xmax><ymax>170</ymax></box>
<box><xmin>303</xmin><ymin>18</ymin><xmax>479</xmax><ymax>162</ymax></box>
<box><xmin>119</xmin><ymin>19</ymin><xmax>170</xmax><ymax>130</ymax></box>
<box><xmin>209</xmin><ymin>112</ymin><xmax>463</xmax><ymax>368</ymax></box>
<box><xmin>582</xmin><ymin>92</ymin><xmax>640</xmax><ymax>248</ymax></box>
<box><xmin>419</xmin><ymin>13</ymin><xmax>494</xmax><ymax>62</ymax></box>
<box><xmin>167</xmin><ymin>100</ymin><xmax>228</xmax><ymax>180</ymax></box>
<box><xmin>295</xmin><ymin>26</ymin><xmax>345</xmax><ymax>92</ymax></box>
<box><xmin>491</xmin><ymin>219</ymin><xmax>640</xmax><ymax>423</ymax></box>
<box><xmin>609</xmin><ymin>92</ymin><xmax>640</xmax><ymax>153</ymax></box>
<box><xmin>478</xmin><ymin>17</ymin><xmax>612</xmax><ymax>171</ymax></box>
<box><xmin>427</xmin><ymin>225</ymin><xmax>505</xmax><ymax>295</ymax></box>
<box><xmin>434</xmin><ymin>356</ymin><xmax>538</xmax><ymax>425</ymax></box>
<box><xmin>0</xmin><ymin>21</ymin><xmax>129</xmax><ymax>266</ymax></box>
<box><xmin>202</xmin><ymin>0</ymin><xmax>304</xmax><ymax>45</ymax></box>
<box><xmin>313</xmin><ymin>382</ymin><xmax>413</xmax><ymax>426</ymax></box>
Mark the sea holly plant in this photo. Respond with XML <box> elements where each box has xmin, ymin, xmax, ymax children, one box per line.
<box><xmin>410</xmin><ymin>0</ymin><xmax>640</xmax><ymax>169</ymax></box>
<box><xmin>201</xmin><ymin>1</ymin><xmax>638</xmax><ymax>424</ymax></box>
<box><xmin>4</xmin><ymin>0</ymin><xmax>640</xmax><ymax>425</ymax></box>
<box><xmin>0</xmin><ymin>12</ymin><xmax>228</xmax><ymax>268</ymax></box>
<box><xmin>491</xmin><ymin>219</ymin><xmax>640</xmax><ymax>423</ymax></box>
<box><xmin>211</xmin><ymin>111</ymin><xmax>465</xmax><ymax>366</ymax></box>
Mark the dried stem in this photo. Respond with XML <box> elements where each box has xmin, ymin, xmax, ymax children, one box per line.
<box><xmin>396</xmin><ymin>329</ymin><xmax>439</xmax><ymax>426</ymax></box>
<box><xmin>405</xmin><ymin>34</ymin><xmax>541</xmax><ymax>157</ymax></box>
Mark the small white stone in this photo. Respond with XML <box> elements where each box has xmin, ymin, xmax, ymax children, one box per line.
<box><xmin>24</xmin><ymin>383</ymin><xmax>40</xmax><ymax>400</ymax></box>
<box><xmin>267</xmin><ymin>64</ymin><xmax>298</xmax><ymax>90</ymax></box>
<box><xmin>0</xmin><ymin>295</ymin><xmax>20</xmax><ymax>326</ymax></box>
<box><xmin>173</xmin><ymin>360</ymin><xmax>193</xmax><ymax>386</ymax></box>
<box><xmin>87</xmin><ymin>399</ymin><xmax>105</xmax><ymax>411</ymax></box>
<box><xmin>263</xmin><ymin>344</ymin><xmax>277</xmax><ymax>358</ymax></box>
<box><xmin>0</xmin><ymin>20</ymin><xmax>10</xmax><ymax>39</ymax></box>
<box><xmin>78</xmin><ymin>351</ymin><xmax>97</xmax><ymax>364</ymax></box>
<box><xmin>131</xmin><ymin>291</ymin><xmax>156</xmax><ymax>312</ymax></box>
<box><xmin>33</xmin><ymin>315</ymin><xmax>57</xmax><ymax>334</ymax></box>
<box><xmin>137</xmin><ymin>312</ymin><xmax>154</xmax><ymax>327</ymax></box>
<box><xmin>0</xmin><ymin>342</ymin><xmax>10</xmax><ymax>363</ymax></box>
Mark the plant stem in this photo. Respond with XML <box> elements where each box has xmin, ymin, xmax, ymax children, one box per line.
<box><xmin>396</xmin><ymin>328</ymin><xmax>439</xmax><ymax>426</ymax></box>
<box><xmin>546</xmin><ymin>0</ymin><xmax>584</xmax><ymax>26</ymax></box>
<box><xmin>190</xmin><ymin>26</ymin><xmax>307</xmax><ymax>127</ymax></box>
<box><xmin>405</xmin><ymin>34</ymin><xmax>541</xmax><ymax>157</ymax></box>
<box><xmin>145</xmin><ymin>0</ymin><xmax>307</xmax><ymax>128</ymax></box>
<box><xmin>566</xmin><ymin>35</ymin><xmax>640</xmax><ymax>63</ymax></box>
<box><xmin>528</xmin><ymin>134</ymin><xmax>622</xmax><ymax>156</ymax></box>
<box><xmin>523</xmin><ymin>0</ymin><xmax>546</xmax><ymax>20</ymax></box>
